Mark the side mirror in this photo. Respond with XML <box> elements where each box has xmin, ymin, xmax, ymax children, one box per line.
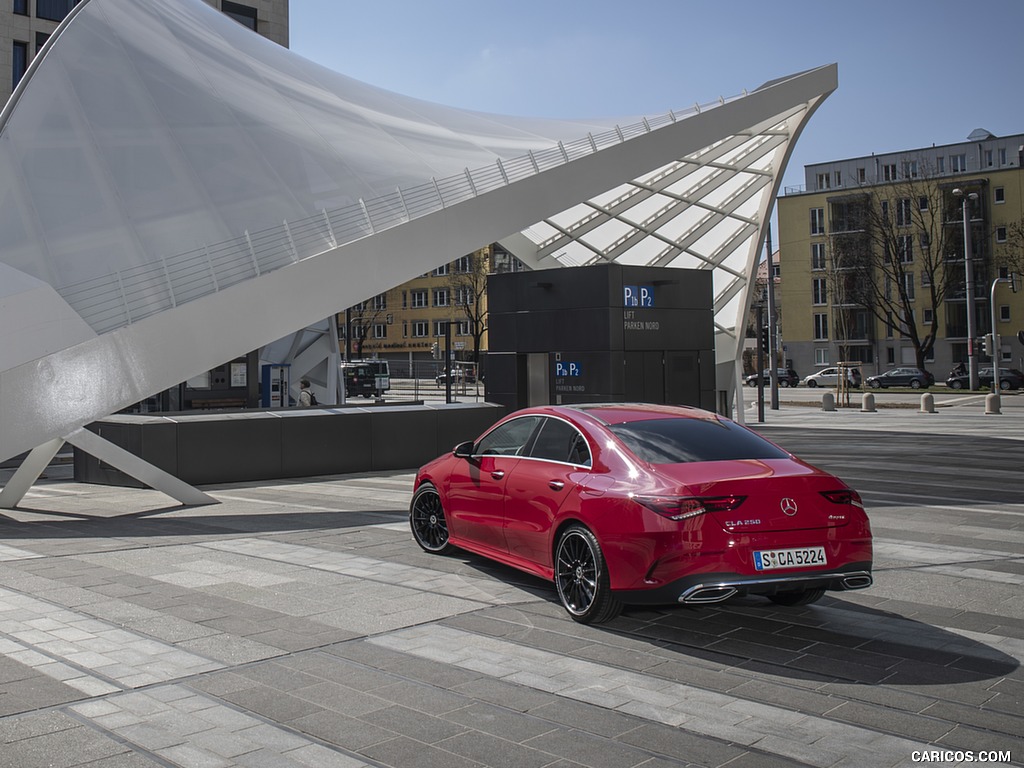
<box><xmin>453</xmin><ymin>441</ymin><xmax>474</xmax><ymax>459</ymax></box>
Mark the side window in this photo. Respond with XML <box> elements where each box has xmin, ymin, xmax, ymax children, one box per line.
<box><xmin>475</xmin><ymin>417</ymin><xmax>540</xmax><ymax>457</ymax></box>
<box><xmin>528</xmin><ymin>419</ymin><xmax>591</xmax><ymax>467</ymax></box>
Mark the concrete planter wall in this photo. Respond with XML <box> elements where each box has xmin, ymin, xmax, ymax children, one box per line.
<box><xmin>74</xmin><ymin>402</ymin><xmax>505</xmax><ymax>487</ymax></box>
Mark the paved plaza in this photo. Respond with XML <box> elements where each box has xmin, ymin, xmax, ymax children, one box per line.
<box><xmin>1</xmin><ymin>399</ymin><xmax>1022</xmax><ymax>768</ymax></box>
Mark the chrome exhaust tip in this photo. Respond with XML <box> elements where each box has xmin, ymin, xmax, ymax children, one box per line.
<box><xmin>841</xmin><ymin>574</ymin><xmax>872</xmax><ymax>590</ymax></box>
<box><xmin>678</xmin><ymin>585</ymin><xmax>739</xmax><ymax>604</ymax></box>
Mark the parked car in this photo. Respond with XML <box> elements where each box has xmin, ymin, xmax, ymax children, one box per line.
<box><xmin>946</xmin><ymin>367</ymin><xmax>1024</xmax><ymax>391</ymax></box>
<box><xmin>409</xmin><ymin>403</ymin><xmax>873</xmax><ymax>624</ymax></box>
<box><xmin>865</xmin><ymin>367</ymin><xmax>935</xmax><ymax>389</ymax></box>
<box><xmin>801</xmin><ymin>367</ymin><xmax>862</xmax><ymax>388</ymax></box>
<box><xmin>436</xmin><ymin>368</ymin><xmax>477</xmax><ymax>386</ymax></box>
<box><xmin>744</xmin><ymin>368</ymin><xmax>799</xmax><ymax>387</ymax></box>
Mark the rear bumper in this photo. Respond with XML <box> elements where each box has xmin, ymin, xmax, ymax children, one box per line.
<box><xmin>616</xmin><ymin>561</ymin><xmax>872</xmax><ymax>606</ymax></box>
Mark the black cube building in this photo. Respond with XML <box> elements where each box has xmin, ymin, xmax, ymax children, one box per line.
<box><xmin>486</xmin><ymin>264</ymin><xmax>716</xmax><ymax>411</ymax></box>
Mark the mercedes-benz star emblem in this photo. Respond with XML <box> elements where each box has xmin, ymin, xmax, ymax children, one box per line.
<box><xmin>780</xmin><ymin>498</ymin><xmax>798</xmax><ymax>516</ymax></box>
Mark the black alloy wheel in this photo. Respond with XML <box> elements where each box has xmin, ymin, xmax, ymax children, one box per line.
<box><xmin>806</xmin><ymin>380</ymin><xmax>817</xmax><ymax>388</ymax></box>
<box><xmin>410</xmin><ymin>484</ymin><xmax>453</xmax><ymax>554</ymax></box>
<box><xmin>911</xmin><ymin>379</ymin><xmax>922</xmax><ymax>389</ymax></box>
<box><xmin>554</xmin><ymin>525</ymin><xmax>622</xmax><ymax>624</ymax></box>
<box><xmin>950</xmin><ymin>380</ymin><xmax>963</xmax><ymax>390</ymax></box>
<box><xmin>768</xmin><ymin>587</ymin><xmax>825</xmax><ymax>606</ymax></box>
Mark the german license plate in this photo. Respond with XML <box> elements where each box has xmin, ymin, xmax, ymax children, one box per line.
<box><xmin>754</xmin><ymin>546</ymin><xmax>826</xmax><ymax>571</ymax></box>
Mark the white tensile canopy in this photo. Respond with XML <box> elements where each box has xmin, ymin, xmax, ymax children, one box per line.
<box><xmin>0</xmin><ymin>0</ymin><xmax>836</xmax><ymax>505</ymax></box>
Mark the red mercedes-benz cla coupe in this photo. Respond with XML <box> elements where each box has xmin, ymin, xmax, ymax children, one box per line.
<box><xmin>410</xmin><ymin>404</ymin><xmax>872</xmax><ymax>623</ymax></box>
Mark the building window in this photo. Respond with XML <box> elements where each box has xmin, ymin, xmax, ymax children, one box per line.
<box><xmin>984</xmin><ymin>149</ymin><xmax>993</xmax><ymax>167</ymax></box>
<box><xmin>857</xmin><ymin>167</ymin><xmax>866</xmax><ymax>183</ymax></box>
<box><xmin>36</xmin><ymin>0</ymin><xmax>76</xmax><ymax>22</ymax></box>
<box><xmin>919</xmin><ymin>232</ymin><xmax>930</xmax><ymax>251</ymax></box>
<box><xmin>433</xmin><ymin>288</ymin><xmax>448</xmax><ymax>307</ymax></box>
<box><xmin>811</xmin><ymin>243</ymin><xmax>826</xmax><ymax>270</ymax></box>
<box><xmin>433</xmin><ymin>320</ymin><xmax>449</xmax><ymax>337</ymax></box>
<box><xmin>999</xmin><ymin>305</ymin><xmax>1010</xmax><ymax>323</ymax></box>
<box><xmin>372</xmin><ymin>324</ymin><xmax>387</xmax><ymax>339</ymax></box>
<box><xmin>951</xmin><ymin>154</ymin><xmax>967</xmax><ymax>172</ymax></box>
<box><xmin>880</xmin><ymin>200</ymin><xmax>889</xmax><ymax>221</ymax></box>
<box><xmin>14</xmin><ymin>0</ymin><xmax>28</xmax><ymax>15</ymax></box>
<box><xmin>883</xmin><ymin>163</ymin><xmax>897</xmax><ymax>181</ymax></box>
<box><xmin>222</xmin><ymin>1</ymin><xmax>257</xmax><ymax>31</ymax></box>
<box><xmin>903</xmin><ymin>273</ymin><xmax>915</xmax><ymax>300</ymax></box>
<box><xmin>35</xmin><ymin>31</ymin><xmax>48</xmax><ymax>53</ymax></box>
<box><xmin>896</xmin><ymin>198</ymin><xmax>912</xmax><ymax>226</ymax></box>
<box><xmin>921</xmin><ymin>271</ymin><xmax>931</xmax><ymax>287</ymax></box>
<box><xmin>813</xmin><ymin>313</ymin><xmax>828</xmax><ymax>340</ymax></box>
<box><xmin>812</xmin><ymin>278</ymin><xmax>827</xmax><ymax>306</ymax></box>
<box><xmin>410</xmin><ymin>290</ymin><xmax>427</xmax><ymax>308</ymax></box>
<box><xmin>918</xmin><ymin>196</ymin><xmax>929</xmax><ymax>211</ymax></box>
<box><xmin>455</xmin><ymin>286</ymin><xmax>474</xmax><ymax>306</ymax></box>
<box><xmin>834</xmin><ymin>170</ymin><xmax>842</xmax><ymax>187</ymax></box>
<box><xmin>886</xmin><ymin>312</ymin><xmax>894</xmax><ymax>338</ymax></box>
<box><xmin>12</xmin><ymin>41</ymin><xmax>28</xmax><ymax>90</ymax></box>
<box><xmin>810</xmin><ymin>208</ymin><xmax>825</xmax><ymax>235</ymax></box>
<box><xmin>999</xmin><ymin>148</ymin><xmax>1007</xmax><ymax>165</ymax></box>
<box><xmin>816</xmin><ymin>173</ymin><xmax>830</xmax><ymax>190</ymax></box>
<box><xmin>994</xmin><ymin>187</ymin><xmax>1005</xmax><ymax>204</ymax></box>
<box><xmin>432</xmin><ymin>264</ymin><xmax>449</xmax><ymax>276</ymax></box>
<box><xmin>996</xmin><ymin>226</ymin><xmax>1007</xmax><ymax>243</ymax></box>
<box><xmin>412</xmin><ymin>321</ymin><xmax>428</xmax><ymax>337</ymax></box>
<box><xmin>902</xmin><ymin>160</ymin><xmax>918</xmax><ymax>178</ymax></box>
<box><xmin>923</xmin><ymin>308</ymin><xmax>933</xmax><ymax>325</ymax></box>
<box><xmin>372</xmin><ymin>293</ymin><xmax>387</xmax><ymax>311</ymax></box>
<box><xmin>898</xmin><ymin>235</ymin><xmax>913</xmax><ymax>263</ymax></box>
<box><xmin>454</xmin><ymin>255</ymin><xmax>472</xmax><ymax>273</ymax></box>
<box><xmin>455</xmin><ymin>320</ymin><xmax>471</xmax><ymax>336</ymax></box>
<box><xmin>814</xmin><ymin>348</ymin><xmax>830</xmax><ymax>366</ymax></box>
<box><xmin>936</xmin><ymin>156</ymin><xmax>945</xmax><ymax>173</ymax></box>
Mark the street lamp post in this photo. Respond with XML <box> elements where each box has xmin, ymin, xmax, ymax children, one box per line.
<box><xmin>953</xmin><ymin>189</ymin><xmax>979</xmax><ymax>391</ymax></box>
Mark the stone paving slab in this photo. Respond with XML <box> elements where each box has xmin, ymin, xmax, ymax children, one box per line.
<box><xmin>0</xmin><ymin>417</ymin><xmax>1023</xmax><ymax>766</ymax></box>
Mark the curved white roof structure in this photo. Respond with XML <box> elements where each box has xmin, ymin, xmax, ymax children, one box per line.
<box><xmin>0</xmin><ymin>0</ymin><xmax>836</xmax><ymax>504</ymax></box>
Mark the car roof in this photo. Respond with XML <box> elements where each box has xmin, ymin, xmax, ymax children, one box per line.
<box><xmin>545</xmin><ymin>402</ymin><xmax>722</xmax><ymax>426</ymax></box>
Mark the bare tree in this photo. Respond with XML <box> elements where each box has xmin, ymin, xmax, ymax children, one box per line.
<box><xmin>447</xmin><ymin>250</ymin><xmax>490</xmax><ymax>362</ymax></box>
<box><xmin>825</xmin><ymin>162</ymin><xmax>967</xmax><ymax>372</ymax></box>
<box><xmin>342</xmin><ymin>295</ymin><xmax>387</xmax><ymax>358</ymax></box>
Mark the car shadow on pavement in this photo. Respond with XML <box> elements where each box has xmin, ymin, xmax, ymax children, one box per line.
<box><xmin>604</xmin><ymin>594</ymin><xmax>1019</xmax><ymax>687</ymax></box>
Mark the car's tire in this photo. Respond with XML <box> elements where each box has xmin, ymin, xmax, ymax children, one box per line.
<box><xmin>911</xmin><ymin>379</ymin><xmax>922</xmax><ymax>389</ymax></box>
<box><xmin>869</xmin><ymin>380</ymin><xmax>881</xmax><ymax>389</ymax></box>
<box><xmin>780</xmin><ymin>380</ymin><xmax>789</xmax><ymax>388</ymax></box>
<box><xmin>806</xmin><ymin>380</ymin><xmax>817</xmax><ymax>388</ymax></box>
<box><xmin>768</xmin><ymin>588</ymin><xmax>826</xmax><ymax>607</ymax></box>
<box><xmin>554</xmin><ymin>524</ymin><xmax>622</xmax><ymax>624</ymax></box>
<box><xmin>950</xmin><ymin>380</ymin><xmax>963</xmax><ymax>390</ymax></box>
<box><xmin>1000</xmin><ymin>379</ymin><xmax>1011</xmax><ymax>391</ymax></box>
<box><xmin>410</xmin><ymin>483</ymin><xmax>454</xmax><ymax>555</ymax></box>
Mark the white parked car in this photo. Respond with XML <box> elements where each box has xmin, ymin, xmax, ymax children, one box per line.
<box><xmin>801</xmin><ymin>367</ymin><xmax>862</xmax><ymax>388</ymax></box>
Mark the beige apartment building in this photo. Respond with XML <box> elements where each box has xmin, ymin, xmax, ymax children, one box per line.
<box><xmin>777</xmin><ymin>130</ymin><xmax>1024</xmax><ymax>380</ymax></box>
<box><xmin>3</xmin><ymin>0</ymin><xmax>288</xmax><ymax>102</ymax></box>
<box><xmin>340</xmin><ymin>244</ymin><xmax>527</xmax><ymax>366</ymax></box>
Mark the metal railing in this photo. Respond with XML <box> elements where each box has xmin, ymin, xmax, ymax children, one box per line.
<box><xmin>57</xmin><ymin>95</ymin><xmax>743</xmax><ymax>335</ymax></box>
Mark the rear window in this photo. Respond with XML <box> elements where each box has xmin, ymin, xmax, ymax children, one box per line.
<box><xmin>608</xmin><ymin>417</ymin><xmax>789</xmax><ymax>464</ymax></box>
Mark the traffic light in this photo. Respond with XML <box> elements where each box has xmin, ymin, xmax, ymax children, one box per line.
<box><xmin>760</xmin><ymin>326</ymin><xmax>770</xmax><ymax>355</ymax></box>
<box><xmin>431</xmin><ymin>342</ymin><xmax>440</xmax><ymax>360</ymax></box>
<box><xmin>981</xmin><ymin>334</ymin><xmax>992</xmax><ymax>356</ymax></box>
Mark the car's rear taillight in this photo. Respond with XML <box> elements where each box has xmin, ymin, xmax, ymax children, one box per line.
<box><xmin>820</xmin><ymin>489</ymin><xmax>863</xmax><ymax>508</ymax></box>
<box><xmin>634</xmin><ymin>495</ymin><xmax>746</xmax><ymax>521</ymax></box>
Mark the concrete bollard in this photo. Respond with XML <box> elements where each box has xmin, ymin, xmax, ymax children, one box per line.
<box><xmin>920</xmin><ymin>392</ymin><xmax>935</xmax><ymax>414</ymax></box>
<box><xmin>986</xmin><ymin>392</ymin><xmax>1002</xmax><ymax>415</ymax></box>
<box><xmin>821</xmin><ymin>391</ymin><xmax>835</xmax><ymax>412</ymax></box>
<box><xmin>860</xmin><ymin>392</ymin><xmax>876</xmax><ymax>413</ymax></box>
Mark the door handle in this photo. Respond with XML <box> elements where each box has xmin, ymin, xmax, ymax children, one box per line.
<box><xmin>491</xmin><ymin>470</ymin><xmax>505</xmax><ymax>480</ymax></box>
<box><xmin>549</xmin><ymin>480</ymin><xmax>565</xmax><ymax>491</ymax></box>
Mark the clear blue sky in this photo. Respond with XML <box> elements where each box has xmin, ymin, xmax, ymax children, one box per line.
<box><xmin>290</xmin><ymin>0</ymin><xmax>1023</xmax><ymax>195</ymax></box>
